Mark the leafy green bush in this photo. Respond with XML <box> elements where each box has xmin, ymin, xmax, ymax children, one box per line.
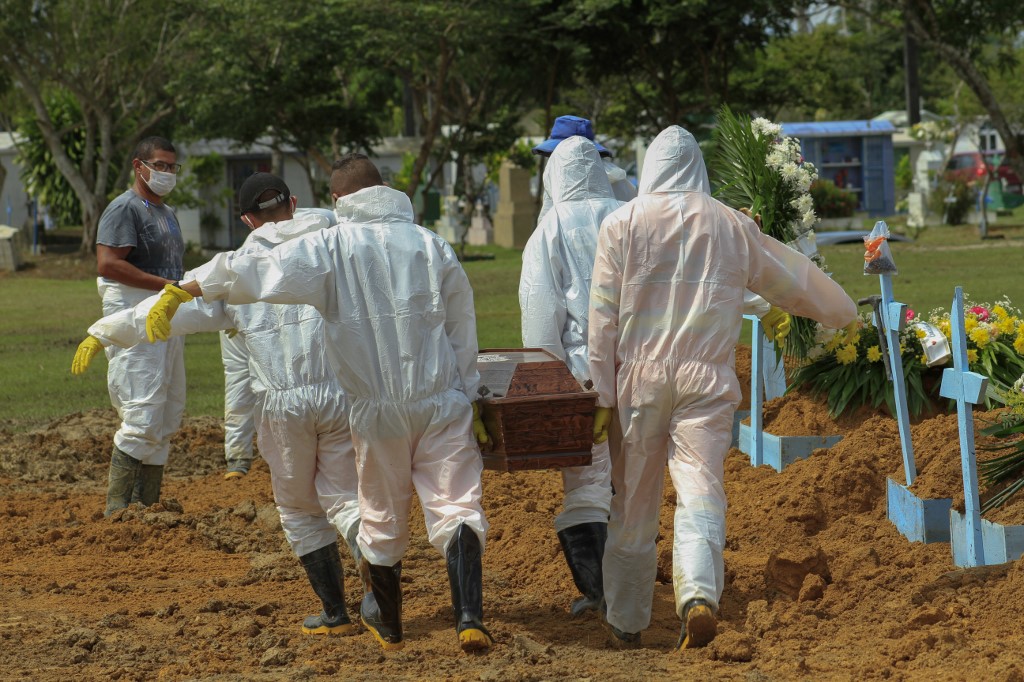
<box><xmin>15</xmin><ymin>91</ymin><xmax>94</xmax><ymax>226</ymax></box>
<box><xmin>389</xmin><ymin>152</ymin><xmax>417</xmax><ymax>193</ymax></box>
<box><xmin>929</xmin><ymin>176</ymin><xmax>973</xmax><ymax>225</ymax></box>
<box><xmin>485</xmin><ymin>140</ymin><xmax>537</xmax><ymax>185</ymax></box>
<box><xmin>895</xmin><ymin>153</ymin><xmax>913</xmax><ymax>192</ymax></box>
<box><xmin>809</xmin><ymin>179</ymin><xmax>857</xmax><ymax>218</ymax></box>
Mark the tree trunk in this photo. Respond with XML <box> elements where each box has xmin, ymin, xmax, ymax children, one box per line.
<box><xmin>405</xmin><ymin>41</ymin><xmax>453</xmax><ymax>201</ymax></box>
<box><xmin>79</xmin><ymin>195</ymin><xmax>103</xmax><ymax>254</ymax></box>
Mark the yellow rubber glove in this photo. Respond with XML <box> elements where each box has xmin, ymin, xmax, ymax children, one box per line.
<box><xmin>593</xmin><ymin>406</ymin><xmax>613</xmax><ymax>445</ymax></box>
<box><xmin>146</xmin><ymin>283</ymin><xmax>194</xmax><ymax>342</ymax></box>
<box><xmin>840</xmin><ymin>318</ymin><xmax>860</xmax><ymax>346</ymax></box>
<box><xmin>471</xmin><ymin>402</ymin><xmax>490</xmax><ymax>445</ymax></box>
<box><xmin>225</xmin><ymin>328</ymin><xmax>239</xmax><ymax>339</ymax></box>
<box><xmin>71</xmin><ymin>336</ymin><xmax>104</xmax><ymax>375</ymax></box>
<box><xmin>739</xmin><ymin>207</ymin><xmax>763</xmax><ymax>229</ymax></box>
<box><xmin>761</xmin><ymin>306</ymin><xmax>791</xmax><ymax>343</ymax></box>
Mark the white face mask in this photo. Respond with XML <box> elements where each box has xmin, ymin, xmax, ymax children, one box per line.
<box><xmin>144</xmin><ymin>168</ymin><xmax>177</xmax><ymax>196</ymax></box>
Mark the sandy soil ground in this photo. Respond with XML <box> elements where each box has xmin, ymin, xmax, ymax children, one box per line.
<box><xmin>3</xmin><ymin>347</ymin><xmax>1024</xmax><ymax>681</ymax></box>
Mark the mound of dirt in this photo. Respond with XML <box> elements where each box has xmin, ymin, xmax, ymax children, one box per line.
<box><xmin>0</xmin><ymin>409</ymin><xmax>229</xmax><ymax>486</ymax></box>
<box><xmin>5</xmin><ymin>350</ymin><xmax>1024</xmax><ymax>680</ymax></box>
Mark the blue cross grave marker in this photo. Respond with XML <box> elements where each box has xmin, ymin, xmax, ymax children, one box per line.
<box><xmin>876</xmin><ymin>273</ymin><xmax>916</xmax><ymax>485</ymax></box>
<box><xmin>743</xmin><ymin>314</ymin><xmax>786</xmax><ymax>467</ymax></box>
<box><xmin>940</xmin><ymin>286</ymin><xmax>988</xmax><ymax>566</ymax></box>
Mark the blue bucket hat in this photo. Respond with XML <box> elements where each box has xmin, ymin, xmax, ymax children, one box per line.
<box><xmin>532</xmin><ymin>115</ymin><xmax>612</xmax><ymax>157</ymax></box>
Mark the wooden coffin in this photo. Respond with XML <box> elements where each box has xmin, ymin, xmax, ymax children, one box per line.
<box><xmin>477</xmin><ymin>348</ymin><xmax>597</xmax><ymax>471</ymax></box>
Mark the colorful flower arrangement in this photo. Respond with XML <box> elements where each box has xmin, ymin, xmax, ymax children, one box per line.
<box><xmin>710</xmin><ymin>105</ymin><xmax>825</xmax><ymax>358</ymax></box>
<box><xmin>790</xmin><ymin>296</ymin><xmax>1024</xmax><ymax>419</ymax></box>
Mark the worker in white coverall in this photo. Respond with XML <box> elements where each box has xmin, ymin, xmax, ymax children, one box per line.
<box><xmin>220</xmin><ymin>329</ymin><xmax>257</xmax><ymax>479</ymax></box>
<box><xmin>90</xmin><ymin>136</ymin><xmax>185</xmax><ymax>516</ymax></box>
<box><xmin>139</xmin><ymin>154</ymin><xmax>493</xmax><ymax>654</ymax></box>
<box><xmin>219</xmin><ymin>207</ymin><xmax>338</xmax><ymax>481</ymax></box>
<box><xmin>533</xmin><ymin>115</ymin><xmax>637</xmax><ymax>224</ymax></box>
<box><xmin>519</xmin><ymin>136</ymin><xmax>623</xmax><ymax>616</ymax></box>
<box><xmin>72</xmin><ymin>174</ymin><xmax>363</xmax><ymax>637</ymax></box>
<box><xmin>588</xmin><ymin>126</ymin><xmax>858</xmax><ymax>651</ymax></box>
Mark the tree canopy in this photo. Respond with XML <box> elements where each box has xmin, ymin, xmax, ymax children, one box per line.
<box><xmin>0</xmin><ymin>0</ymin><xmax>200</xmax><ymax>250</ymax></box>
<box><xmin>2</xmin><ymin>0</ymin><xmax>1023</xmax><ymax>249</ymax></box>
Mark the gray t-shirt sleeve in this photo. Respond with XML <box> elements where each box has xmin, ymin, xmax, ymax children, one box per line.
<box><xmin>96</xmin><ymin>192</ymin><xmax>141</xmax><ymax>248</ymax></box>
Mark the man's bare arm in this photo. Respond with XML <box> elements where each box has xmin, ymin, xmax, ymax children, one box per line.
<box><xmin>97</xmin><ymin>244</ymin><xmax>174</xmax><ymax>291</ymax></box>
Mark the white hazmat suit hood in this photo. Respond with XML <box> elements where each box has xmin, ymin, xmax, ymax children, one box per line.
<box><xmin>519</xmin><ymin>136</ymin><xmax>621</xmax><ymax>533</ymax></box>
<box><xmin>538</xmin><ymin>152</ymin><xmax>637</xmax><ymax>224</ymax></box>
<box><xmin>638</xmin><ymin>125</ymin><xmax>710</xmax><ymax>194</ymax></box>
<box><xmin>522</xmin><ymin>135</ymin><xmax>619</xmax><ymax>383</ymax></box>
<box><xmin>590</xmin><ymin>124</ymin><xmax>856</xmax><ymax>637</ymax></box>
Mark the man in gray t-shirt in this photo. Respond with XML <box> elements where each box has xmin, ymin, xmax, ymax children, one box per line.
<box><xmin>97</xmin><ymin>190</ymin><xmax>184</xmax><ymax>282</ymax></box>
<box><xmin>94</xmin><ymin>135</ymin><xmax>186</xmax><ymax>516</ymax></box>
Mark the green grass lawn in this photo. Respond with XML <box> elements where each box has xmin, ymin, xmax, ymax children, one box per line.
<box><xmin>820</xmin><ymin>224</ymin><xmax>1024</xmax><ymax>318</ymax></box>
<box><xmin>3</xmin><ymin>222</ymin><xmax>1022</xmax><ymax>431</ymax></box>
<box><xmin>0</xmin><ymin>245</ymin><xmax>527</xmax><ymax>430</ymax></box>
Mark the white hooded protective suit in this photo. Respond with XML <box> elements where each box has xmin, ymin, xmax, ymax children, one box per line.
<box><xmin>519</xmin><ymin>137</ymin><xmax>621</xmax><ymax>532</ymax></box>
<box><xmin>589</xmin><ymin>125</ymin><xmax>856</xmax><ymax>635</ymax></box>
<box><xmin>217</xmin><ymin>208</ymin><xmax>335</xmax><ymax>476</ymax></box>
<box><xmin>89</xmin><ymin>212</ymin><xmax>360</xmax><ymax>558</ymax></box>
<box><xmin>219</xmin><ymin>330</ymin><xmax>256</xmax><ymax>472</ymax></box>
<box><xmin>190</xmin><ymin>185</ymin><xmax>487</xmax><ymax>567</ymax></box>
<box><xmin>538</xmin><ymin>155</ymin><xmax>637</xmax><ymax>225</ymax></box>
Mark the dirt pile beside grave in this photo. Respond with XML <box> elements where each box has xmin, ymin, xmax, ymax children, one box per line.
<box><xmin>4</xmin><ymin>359</ymin><xmax>1024</xmax><ymax>680</ymax></box>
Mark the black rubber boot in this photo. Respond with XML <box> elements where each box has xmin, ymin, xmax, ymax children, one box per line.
<box><xmin>557</xmin><ymin>522</ymin><xmax>607</xmax><ymax>616</ymax></box>
<box><xmin>603</xmin><ymin>619</ymin><xmax>642</xmax><ymax>650</ymax></box>
<box><xmin>298</xmin><ymin>542</ymin><xmax>354</xmax><ymax>635</ymax></box>
<box><xmin>360</xmin><ymin>559</ymin><xmax>404</xmax><ymax>651</ymax></box>
<box><xmin>105</xmin><ymin>447</ymin><xmax>142</xmax><ymax>517</ymax></box>
<box><xmin>446</xmin><ymin>524</ymin><xmax>493</xmax><ymax>652</ymax></box>
<box><xmin>130</xmin><ymin>464</ymin><xmax>164</xmax><ymax>506</ymax></box>
<box><xmin>676</xmin><ymin>598</ymin><xmax>717</xmax><ymax>650</ymax></box>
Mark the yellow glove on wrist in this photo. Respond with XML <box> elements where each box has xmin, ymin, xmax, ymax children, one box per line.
<box><xmin>146</xmin><ymin>283</ymin><xmax>194</xmax><ymax>342</ymax></box>
<box><xmin>761</xmin><ymin>306</ymin><xmax>791</xmax><ymax>343</ymax></box>
<box><xmin>472</xmin><ymin>402</ymin><xmax>490</xmax><ymax>445</ymax></box>
<box><xmin>71</xmin><ymin>336</ymin><xmax>104</xmax><ymax>375</ymax></box>
<box><xmin>739</xmin><ymin>207</ymin><xmax>763</xmax><ymax>229</ymax></box>
<box><xmin>593</xmin><ymin>406</ymin><xmax>613</xmax><ymax>445</ymax></box>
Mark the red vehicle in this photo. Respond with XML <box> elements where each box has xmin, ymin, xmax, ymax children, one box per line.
<box><xmin>945</xmin><ymin>151</ymin><xmax>1022</xmax><ymax>194</ymax></box>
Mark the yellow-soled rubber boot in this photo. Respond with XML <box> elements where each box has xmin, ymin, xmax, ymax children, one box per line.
<box><xmin>676</xmin><ymin>598</ymin><xmax>717</xmax><ymax>650</ymax></box>
<box><xmin>458</xmin><ymin>626</ymin><xmax>493</xmax><ymax>652</ymax></box>
<box><xmin>602</xmin><ymin>617</ymin><xmax>642</xmax><ymax>650</ymax></box>
<box><xmin>360</xmin><ymin>559</ymin><xmax>404</xmax><ymax>651</ymax></box>
<box><xmin>223</xmin><ymin>470</ymin><xmax>245</xmax><ymax>480</ymax></box>
<box><xmin>301</xmin><ymin>612</ymin><xmax>356</xmax><ymax>636</ymax></box>
<box><xmin>446</xmin><ymin>524</ymin><xmax>493</xmax><ymax>653</ymax></box>
<box><xmin>298</xmin><ymin>543</ymin><xmax>356</xmax><ymax>636</ymax></box>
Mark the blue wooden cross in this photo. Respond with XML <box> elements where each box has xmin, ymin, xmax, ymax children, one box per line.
<box><xmin>744</xmin><ymin>314</ymin><xmax>787</xmax><ymax>467</ymax></box>
<box><xmin>876</xmin><ymin>273</ymin><xmax>917</xmax><ymax>486</ymax></box>
<box><xmin>940</xmin><ymin>286</ymin><xmax>989</xmax><ymax>566</ymax></box>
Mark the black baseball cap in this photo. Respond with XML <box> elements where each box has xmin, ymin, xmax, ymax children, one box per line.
<box><xmin>238</xmin><ymin>172</ymin><xmax>291</xmax><ymax>214</ymax></box>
